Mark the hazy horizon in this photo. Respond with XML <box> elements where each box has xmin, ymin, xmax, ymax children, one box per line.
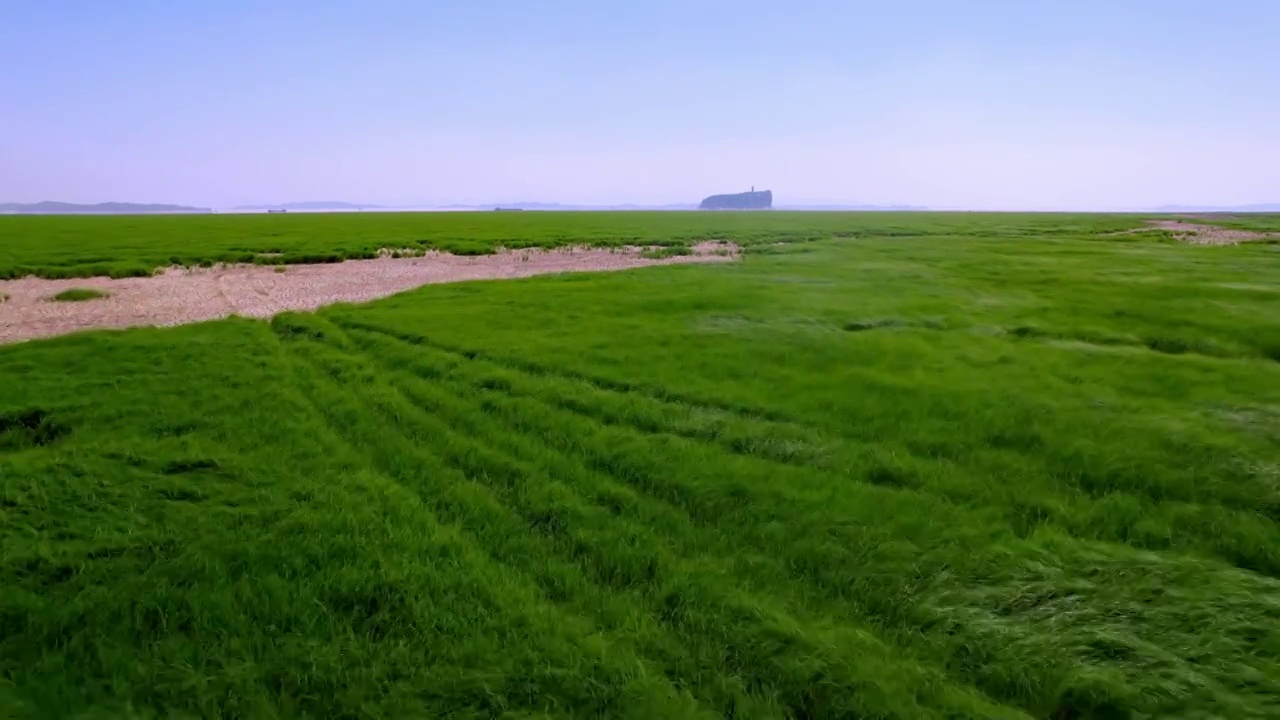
<box><xmin>3</xmin><ymin>1</ymin><xmax>1278</xmax><ymax>211</ymax></box>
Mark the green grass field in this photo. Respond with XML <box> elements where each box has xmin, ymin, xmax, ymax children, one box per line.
<box><xmin>3</xmin><ymin>213</ymin><xmax>1280</xmax><ymax>718</ymax></box>
<box><xmin>0</xmin><ymin>210</ymin><xmax>1140</xmax><ymax>279</ymax></box>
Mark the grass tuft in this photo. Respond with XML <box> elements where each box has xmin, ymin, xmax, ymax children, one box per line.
<box><xmin>49</xmin><ymin>287</ymin><xmax>109</xmax><ymax>302</ymax></box>
<box><xmin>640</xmin><ymin>245</ymin><xmax>693</xmax><ymax>259</ymax></box>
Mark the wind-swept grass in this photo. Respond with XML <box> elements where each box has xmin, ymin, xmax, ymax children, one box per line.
<box><xmin>2</xmin><ymin>214</ymin><xmax>1279</xmax><ymax>717</ymax></box>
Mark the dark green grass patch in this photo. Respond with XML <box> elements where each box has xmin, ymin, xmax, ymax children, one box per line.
<box><xmin>2</xmin><ymin>214</ymin><xmax>1279</xmax><ymax>717</ymax></box>
<box><xmin>49</xmin><ymin>288</ymin><xmax>109</xmax><ymax>302</ymax></box>
<box><xmin>640</xmin><ymin>245</ymin><xmax>693</xmax><ymax>259</ymax></box>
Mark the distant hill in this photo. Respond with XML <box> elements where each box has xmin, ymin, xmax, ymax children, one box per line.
<box><xmin>233</xmin><ymin>201</ymin><xmax>382</xmax><ymax>211</ymax></box>
<box><xmin>1154</xmin><ymin>204</ymin><xmax>1280</xmax><ymax>213</ymax></box>
<box><xmin>699</xmin><ymin>190</ymin><xmax>773</xmax><ymax>210</ymax></box>
<box><xmin>776</xmin><ymin>203</ymin><xmax>927</xmax><ymax>211</ymax></box>
<box><xmin>0</xmin><ymin>201</ymin><xmax>209</xmax><ymax>215</ymax></box>
<box><xmin>449</xmin><ymin>202</ymin><xmax>697</xmax><ymax>211</ymax></box>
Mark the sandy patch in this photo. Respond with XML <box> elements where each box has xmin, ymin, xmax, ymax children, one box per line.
<box><xmin>0</xmin><ymin>242</ymin><xmax>738</xmax><ymax>344</ymax></box>
<box><xmin>1142</xmin><ymin>220</ymin><xmax>1279</xmax><ymax>246</ymax></box>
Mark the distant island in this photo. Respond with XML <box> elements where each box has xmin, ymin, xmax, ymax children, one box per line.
<box><xmin>1154</xmin><ymin>204</ymin><xmax>1280</xmax><ymax>213</ymax></box>
<box><xmin>699</xmin><ymin>189</ymin><xmax>773</xmax><ymax>210</ymax></box>
<box><xmin>233</xmin><ymin>201</ymin><xmax>383</xmax><ymax>211</ymax></box>
<box><xmin>448</xmin><ymin>202</ymin><xmax>696</xmax><ymax>211</ymax></box>
<box><xmin>777</xmin><ymin>203</ymin><xmax>927</xmax><ymax>211</ymax></box>
<box><xmin>0</xmin><ymin>201</ymin><xmax>210</xmax><ymax>215</ymax></box>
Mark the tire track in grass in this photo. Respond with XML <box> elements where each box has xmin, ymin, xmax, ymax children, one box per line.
<box><xmin>373</xmin><ymin>381</ymin><xmax>1028</xmax><ymax>720</ymax></box>
<box><xmin>341</xmin><ymin>323</ymin><xmax>861</xmax><ymax>594</ymax></box>
<box><xmin>344</xmin><ymin>333</ymin><xmax>939</xmax><ymax>645</ymax></box>
<box><xmin>333</xmin><ymin>317</ymin><xmax>1280</xmax><ymax>717</ymax></box>
<box><xmin>341</xmin><ymin>325</ymin><xmax>753</xmax><ymax>532</ymax></box>
<box><xmin>330</xmin><ymin>312</ymin><xmax>1280</xmax><ymax>716</ymax></box>
<box><xmin>334</xmin><ymin>314</ymin><xmax>1280</xmax><ymax>581</ymax></box>
<box><xmin>333</xmin><ymin>314</ymin><xmax>944</xmax><ymax>485</ymax></box>
<box><xmin>485</xmin><ymin>350</ymin><xmax>1280</xmax><ymax>579</ymax></box>
<box><xmin>338</xmin><ymin>322</ymin><xmax>949</xmax><ymax>551</ymax></box>
<box><xmin>330</xmin><ymin>322</ymin><xmax>1033</xmax><ymax>718</ymax></box>
<box><xmin>291</xmin><ymin>317</ymin><xmax>1028</xmax><ymax>718</ymax></box>
<box><xmin>271</xmin><ymin>317</ymin><xmax>718</xmax><ymax>719</ymax></box>
<box><xmin>285</xmin><ymin>314</ymin><xmax>1280</xmax><ymax>717</ymax></box>
<box><xmin>334</xmin><ymin>317</ymin><xmax>803</xmax><ymax>424</ymax></box>
<box><xmin>333</xmin><ymin>322</ymin><xmax>1012</xmax><ymax>636</ymax></box>
<box><xmin>335</xmin><ymin>322</ymin><xmax>976</xmax><ymax>556</ymax></box>
<box><xmin>375</xmin><ymin>326</ymin><xmax>1280</xmax><ymax>576</ymax></box>
<box><xmin>333</xmin><ymin>313</ymin><xmax>1113</xmax><ymax>535</ymax></box>
<box><xmin>276</xmin><ymin>320</ymin><xmax>788</xmax><ymax>717</ymax></box>
<box><xmin>339</xmin><ymin>315</ymin><xmax>1280</xmax><ymax>510</ymax></box>
<box><xmin>256</xmin><ymin>404</ymin><xmax>695</xmax><ymax>713</ymax></box>
<box><xmin>474</xmin><ymin>391</ymin><xmax>1280</xmax><ymax>718</ymax></box>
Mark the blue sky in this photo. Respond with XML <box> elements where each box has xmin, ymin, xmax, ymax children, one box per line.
<box><xmin>2</xmin><ymin>1</ymin><xmax>1277</xmax><ymax>209</ymax></box>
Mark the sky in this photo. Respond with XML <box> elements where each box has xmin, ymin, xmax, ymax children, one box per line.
<box><xmin>2</xmin><ymin>1</ymin><xmax>1278</xmax><ymax>210</ymax></box>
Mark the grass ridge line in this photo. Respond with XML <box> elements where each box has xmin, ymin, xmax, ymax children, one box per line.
<box><xmin>272</xmin><ymin>323</ymin><xmax>724</xmax><ymax>715</ymax></box>
<box><xmin>302</xmin><ymin>317</ymin><xmax>1025</xmax><ymax>717</ymax></box>
<box><xmin>330</xmin><ymin>316</ymin><xmax>802</xmax><ymax>425</ymax></box>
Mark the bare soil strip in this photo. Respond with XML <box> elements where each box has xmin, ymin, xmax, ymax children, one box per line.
<box><xmin>1143</xmin><ymin>220</ymin><xmax>1279</xmax><ymax>245</ymax></box>
<box><xmin>0</xmin><ymin>242</ymin><xmax>738</xmax><ymax>344</ymax></box>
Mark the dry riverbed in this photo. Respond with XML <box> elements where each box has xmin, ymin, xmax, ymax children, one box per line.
<box><xmin>1144</xmin><ymin>220</ymin><xmax>1280</xmax><ymax>245</ymax></box>
<box><xmin>0</xmin><ymin>243</ymin><xmax>737</xmax><ymax>343</ymax></box>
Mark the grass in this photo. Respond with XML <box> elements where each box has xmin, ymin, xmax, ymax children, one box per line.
<box><xmin>2</xmin><ymin>213</ymin><xmax>1280</xmax><ymax>717</ymax></box>
<box><xmin>0</xmin><ymin>210</ymin><xmax>1148</xmax><ymax>279</ymax></box>
<box><xmin>640</xmin><ymin>244</ymin><xmax>693</xmax><ymax>259</ymax></box>
<box><xmin>49</xmin><ymin>288</ymin><xmax>110</xmax><ymax>302</ymax></box>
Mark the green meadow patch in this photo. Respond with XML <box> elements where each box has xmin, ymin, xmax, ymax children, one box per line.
<box><xmin>49</xmin><ymin>287</ymin><xmax>110</xmax><ymax>302</ymax></box>
<box><xmin>0</xmin><ymin>210</ymin><xmax>1143</xmax><ymax>279</ymax></box>
<box><xmin>2</xmin><ymin>212</ymin><xmax>1279</xmax><ymax>718</ymax></box>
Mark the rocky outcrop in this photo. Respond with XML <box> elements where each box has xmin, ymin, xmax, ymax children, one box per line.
<box><xmin>699</xmin><ymin>189</ymin><xmax>772</xmax><ymax>210</ymax></box>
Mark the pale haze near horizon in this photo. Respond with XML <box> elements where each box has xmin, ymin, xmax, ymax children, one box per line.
<box><xmin>2</xmin><ymin>1</ymin><xmax>1277</xmax><ymax>211</ymax></box>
